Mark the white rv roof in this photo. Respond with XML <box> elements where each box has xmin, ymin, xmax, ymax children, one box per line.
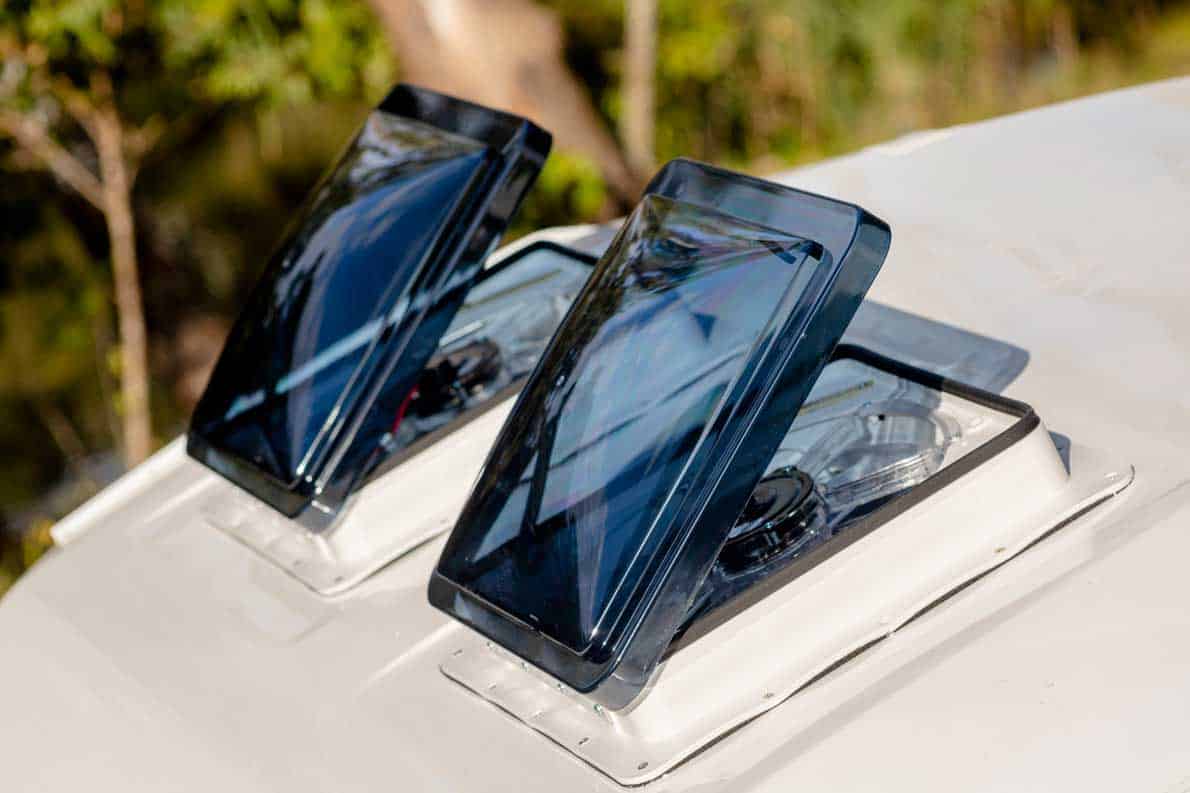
<box><xmin>3</xmin><ymin>77</ymin><xmax>1190</xmax><ymax>791</ymax></box>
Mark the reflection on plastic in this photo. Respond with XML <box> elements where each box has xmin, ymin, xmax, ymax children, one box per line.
<box><xmin>438</xmin><ymin>194</ymin><xmax>824</xmax><ymax>652</ymax></box>
<box><xmin>377</xmin><ymin>246</ymin><xmax>592</xmax><ymax>461</ymax></box>
<box><xmin>197</xmin><ymin>113</ymin><xmax>488</xmax><ymax>484</ymax></box>
<box><xmin>188</xmin><ymin>84</ymin><xmax>550</xmax><ymax>527</ymax></box>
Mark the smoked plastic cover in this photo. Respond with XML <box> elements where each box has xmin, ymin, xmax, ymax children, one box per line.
<box><xmin>429</xmin><ymin>159</ymin><xmax>891</xmax><ymax>707</ymax></box>
<box><xmin>187</xmin><ymin>84</ymin><xmax>550</xmax><ymax>529</ymax></box>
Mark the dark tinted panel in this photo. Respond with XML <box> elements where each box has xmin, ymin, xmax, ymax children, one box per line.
<box><xmin>188</xmin><ymin>85</ymin><xmax>550</xmax><ymax>526</ymax></box>
<box><xmin>368</xmin><ymin>243</ymin><xmax>594</xmax><ymax>473</ymax></box>
<box><xmin>437</xmin><ymin>195</ymin><xmax>823</xmax><ymax>651</ymax></box>
<box><xmin>431</xmin><ymin>159</ymin><xmax>890</xmax><ymax>706</ymax></box>
<box><xmin>194</xmin><ymin>113</ymin><xmax>487</xmax><ymax>484</ymax></box>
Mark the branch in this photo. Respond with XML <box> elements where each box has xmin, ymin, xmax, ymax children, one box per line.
<box><xmin>124</xmin><ymin>116</ymin><xmax>164</xmax><ymax>182</ymax></box>
<box><xmin>0</xmin><ymin>109</ymin><xmax>106</xmax><ymax>210</ymax></box>
<box><xmin>44</xmin><ymin>75</ymin><xmax>104</xmax><ymax>142</ymax></box>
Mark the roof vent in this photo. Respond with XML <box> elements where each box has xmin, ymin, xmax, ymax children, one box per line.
<box><xmin>440</xmin><ymin>346</ymin><xmax>1131</xmax><ymax>784</ymax></box>
<box><xmin>428</xmin><ymin>160</ymin><xmax>1132</xmax><ymax>784</ymax></box>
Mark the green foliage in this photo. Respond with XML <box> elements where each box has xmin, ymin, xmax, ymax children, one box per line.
<box><xmin>2</xmin><ymin>0</ymin><xmax>392</xmax><ymax>103</ymax></box>
<box><xmin>0</xmin><ymin>0</ymin><xmax>393</xmax><ymax>385</ymax></box>
<box><xmin>548</xmin><ymin>0</ymin><xmax>1190</xmax><ymax>169</ymax></box>
<box><xmin>513</xmin><ymin>150</ymin><xmax>608</xmax><ymax>235</ymax></box>
<box><xmin>24</xmin><ymin>1</ymin><xmax>113</xmax><ymax>60</ymax></box>
<box><xmin>0</xmin><ymin>214</ymin><xmax>101</xmax><ymax>396</ymax></box>
<box><xmin>161</xmin><ymin>0</ymin><xmax>393</xmax><ymax>105</ymax></box>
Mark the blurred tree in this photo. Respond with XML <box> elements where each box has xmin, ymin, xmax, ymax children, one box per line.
<box><xmin>0</xmin><ymin>0</ymin><xmax>391</xmax><ymax>466</ymax></box>
<box><xmin>545</xmin><ymin>0</ymin><xmax>1188</xmax><ymax>169</ymax></box>
<box><xmin>622</xmin><ymin>0</ymin><xmax>656</xmax><ymax>173</ymax></box>
<box><xmin>365</xmin><ymin>0</ymin><xmax>642</xmax><ymax>206</ymax></box>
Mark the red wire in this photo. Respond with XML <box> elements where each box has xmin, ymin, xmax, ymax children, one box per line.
<box><xmin>390</xmin><ymin>386</ymin><xmax>418</xmax><ymax>434</ymax></box>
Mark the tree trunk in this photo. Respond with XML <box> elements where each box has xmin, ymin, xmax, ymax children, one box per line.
<box><xmin>92</xmin><ymin>108</ymin><xmax>153</xmax><ymax>466</ymax></box>
<box><xmin>622</xmin><ymin>0</ymin><xmax>657</xmax><ymax>175</ymax></box>
<box><xmin>366</xmin><ymin>0</ymin><xmax>644</xmax><ymax>205</ymax></box>
<box><xmin>1050</xmin><ymin>3</ymin><xmax>1078</xmax><ymax>67</ymax></box>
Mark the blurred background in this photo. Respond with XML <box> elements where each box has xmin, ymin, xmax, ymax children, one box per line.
<box><xmin>0</xmin><ymin>0</ymin><xmax>1187</xmax><ymax>595</ymax></box>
